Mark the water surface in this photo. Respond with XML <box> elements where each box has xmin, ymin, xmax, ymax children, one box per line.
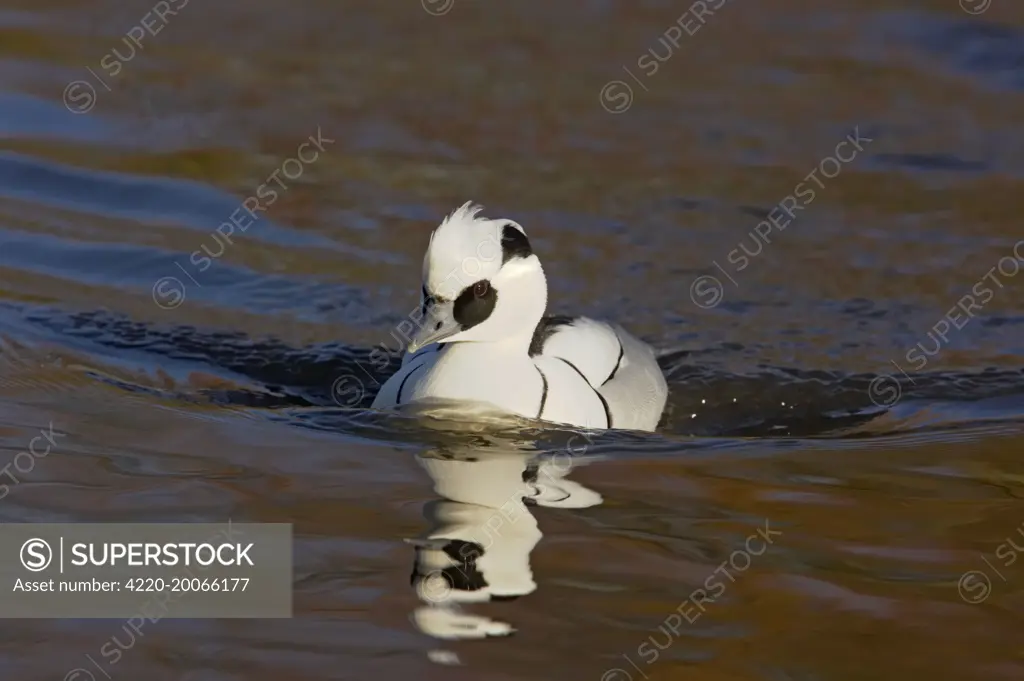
<box><xmin>2</xmin><ymin>1</ymin><xmax>1024</xmax><ymax>679</ymax></box>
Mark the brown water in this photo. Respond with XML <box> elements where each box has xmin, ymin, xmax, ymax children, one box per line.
<box><xmin>2</xmin><ymin>0</ymin><xmax>1024</xmax><ymax>679</ymax></box>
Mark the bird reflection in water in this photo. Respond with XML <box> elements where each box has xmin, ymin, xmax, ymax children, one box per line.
<box><xmin>406</xmin><ymin>429</ymin><xmax>601</xmax><ymax>654</ymax></box>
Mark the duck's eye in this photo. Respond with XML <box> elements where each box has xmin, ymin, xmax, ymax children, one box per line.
<box><xmin>473</xmin><ymin>280</ymin><xmax>489</xmax><ymax>298</ymax></box>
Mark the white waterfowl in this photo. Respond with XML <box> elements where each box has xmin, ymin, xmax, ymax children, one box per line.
<box><xmin>372</xmin><ymin>202</ymin><xmax>668</xmax><ymax>431</ymax></box>
<box><xmin>408</xmin><ymin>448</ymin><xmax>603</xmax><ymax>640</ymax></box>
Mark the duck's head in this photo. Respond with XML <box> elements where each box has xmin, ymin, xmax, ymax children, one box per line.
<box><xmin>408</xmin><ymin>202</ymin><xmax>547</xmax><ymax>353</ymax></box>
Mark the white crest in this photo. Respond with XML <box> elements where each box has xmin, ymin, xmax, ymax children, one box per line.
<box><xmin>422</xmin><ymin>202</ymin><xmax>519</xmax><ymax>299</ymax></box>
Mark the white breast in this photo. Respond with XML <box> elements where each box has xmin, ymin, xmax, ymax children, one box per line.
<box><xmin>372</xmin><ymin>317</ymin><xmax>667</xmax><ymax>432</ymax></box>
<box><xmin>374</xmin><ymin>342</ymin><xmax>546</xmax><ymax>421</ymax></box>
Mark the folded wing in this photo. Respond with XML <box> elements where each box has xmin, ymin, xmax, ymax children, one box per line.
<box><xmin>530</xmin><ymin>316</ymin><xmax>667</xmax><ymax>432</ymax></box>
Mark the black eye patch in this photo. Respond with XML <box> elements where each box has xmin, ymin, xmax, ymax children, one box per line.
<box><xmin>453</xmin><ymin>280</ymin><xmax>497</xmax><ymax>330</ymax></box>
<box><xmin>421</xmin><ymin>285</ymin><xmax>431</xmax><ymax>317</ymax></box>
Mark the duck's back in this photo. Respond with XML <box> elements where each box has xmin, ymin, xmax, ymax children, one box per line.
<box><xmin>529</xmin><ymin>316</ymin><xmax>667</xmax><ymax>432</ymax></box>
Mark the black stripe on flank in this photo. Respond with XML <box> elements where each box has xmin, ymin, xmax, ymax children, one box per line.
<box><xmin>557</xmin><ymin>358</ymin><xmax>612</xmax><ymax>429</ymax></box>
<box><xmin>596</xmin><ymin>391</ymin><xmax>613</xmax><ymax>429</ymax></box>
<box><xmin>535</xmin><ymin>366</ymin><xmax>548</xmax><ymax>419</ymax></box>
<box><xmin>529</xmin><ymin>315</ymin><xmax>575</xmax><ymax>357</ymax></box>
<box><xmin>603</xmin><ymin>339</ymin><xmax>625</xmax><ymax>386</ymax></box>
<box><xmin>397</xmin><ymin>362</ymin><xmax>427</xmax><ymax>404</ymax></box>
<box><xmin>406</xmin><ymin>343</ymin><xmax>442</xmax><ymax>365</ymax></box>
<box><xmin>546</xmin><ymin>488</ymin><xmax>572</xmax><ymax>503</ymax></box>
